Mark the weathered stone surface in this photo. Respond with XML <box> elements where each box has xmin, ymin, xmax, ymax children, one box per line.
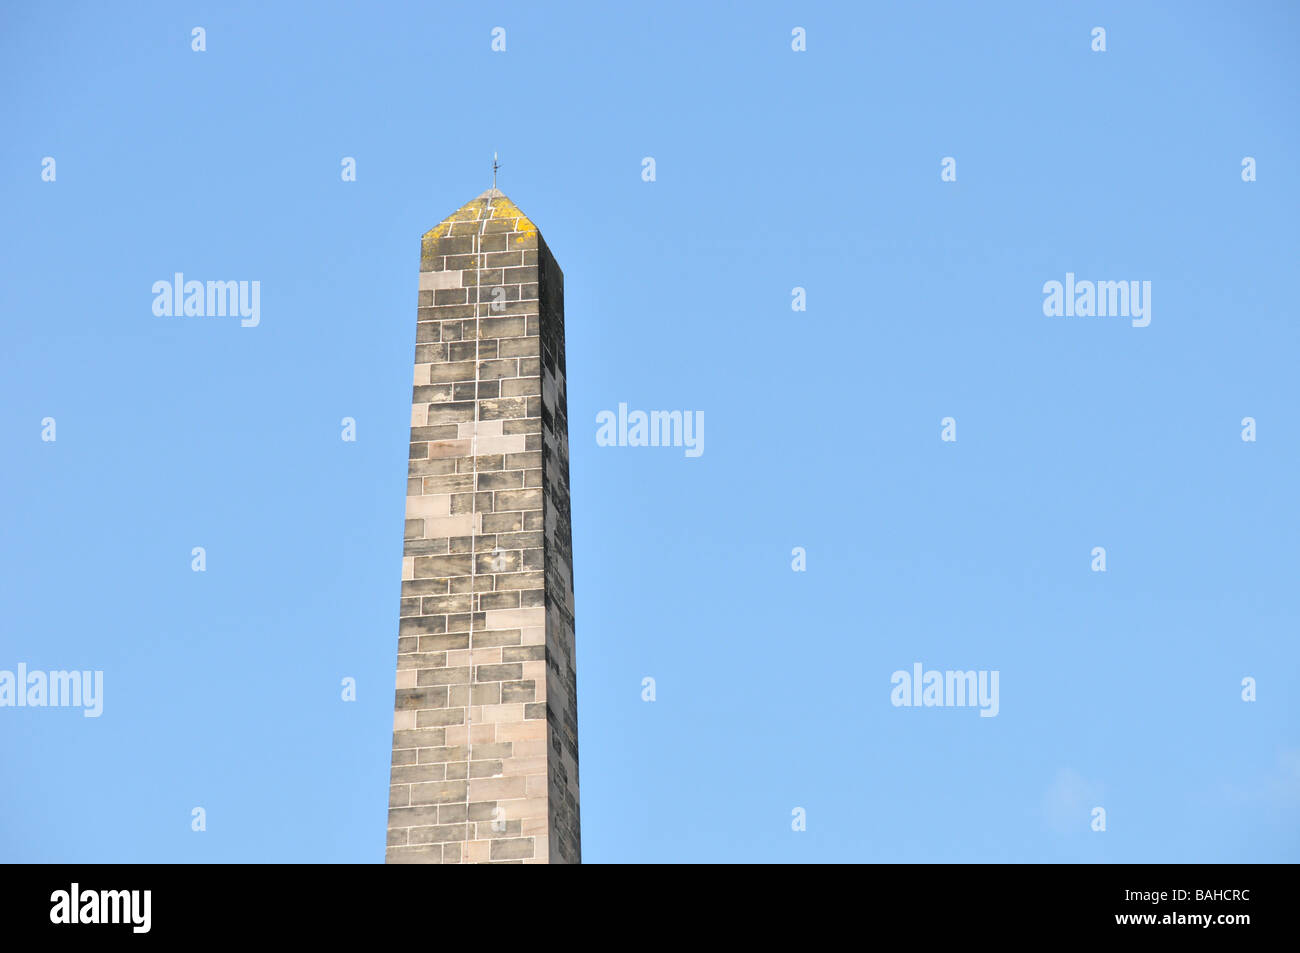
<box><xmin>387</xmin><ymin>189</ymin><xmax>579</xmax><ymax>864</ymax></box>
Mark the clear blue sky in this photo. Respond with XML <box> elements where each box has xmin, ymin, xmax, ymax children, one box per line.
<box><xmin>1</xmin><ymin>1</ymin><xmax>1297</xmax><ymax>863</ymax></box>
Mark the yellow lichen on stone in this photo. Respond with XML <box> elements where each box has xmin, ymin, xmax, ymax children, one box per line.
<box><xmin>450</xmin><ymin>200</ymin><xmax>487</xmax><ymax>223</ymax></box>
<box><xmin>423</xmin><ymin>197</ymin><xmax>491</xmax><ymax>239</ymax></box>
<box><xmin>490</xmin><ymin>197</ymin><xmax>537</xmax><ymax>243</ymax></box>
<box><xmin>423</xmin><ymin>192</ymin><xmax>537</xmax><ymax>243</ymax></box>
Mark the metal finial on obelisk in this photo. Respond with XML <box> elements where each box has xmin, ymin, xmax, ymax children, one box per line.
<box><xmin>492</xmin><ymin>152</ymin><xmax>499</xmax><ymax>190</ymax></box>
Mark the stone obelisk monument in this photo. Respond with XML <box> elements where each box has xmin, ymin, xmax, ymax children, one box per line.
<box><xmin>386</xmin><ymin>187</ymin><xmax>579</xmax><ymax>864</ymax></box>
